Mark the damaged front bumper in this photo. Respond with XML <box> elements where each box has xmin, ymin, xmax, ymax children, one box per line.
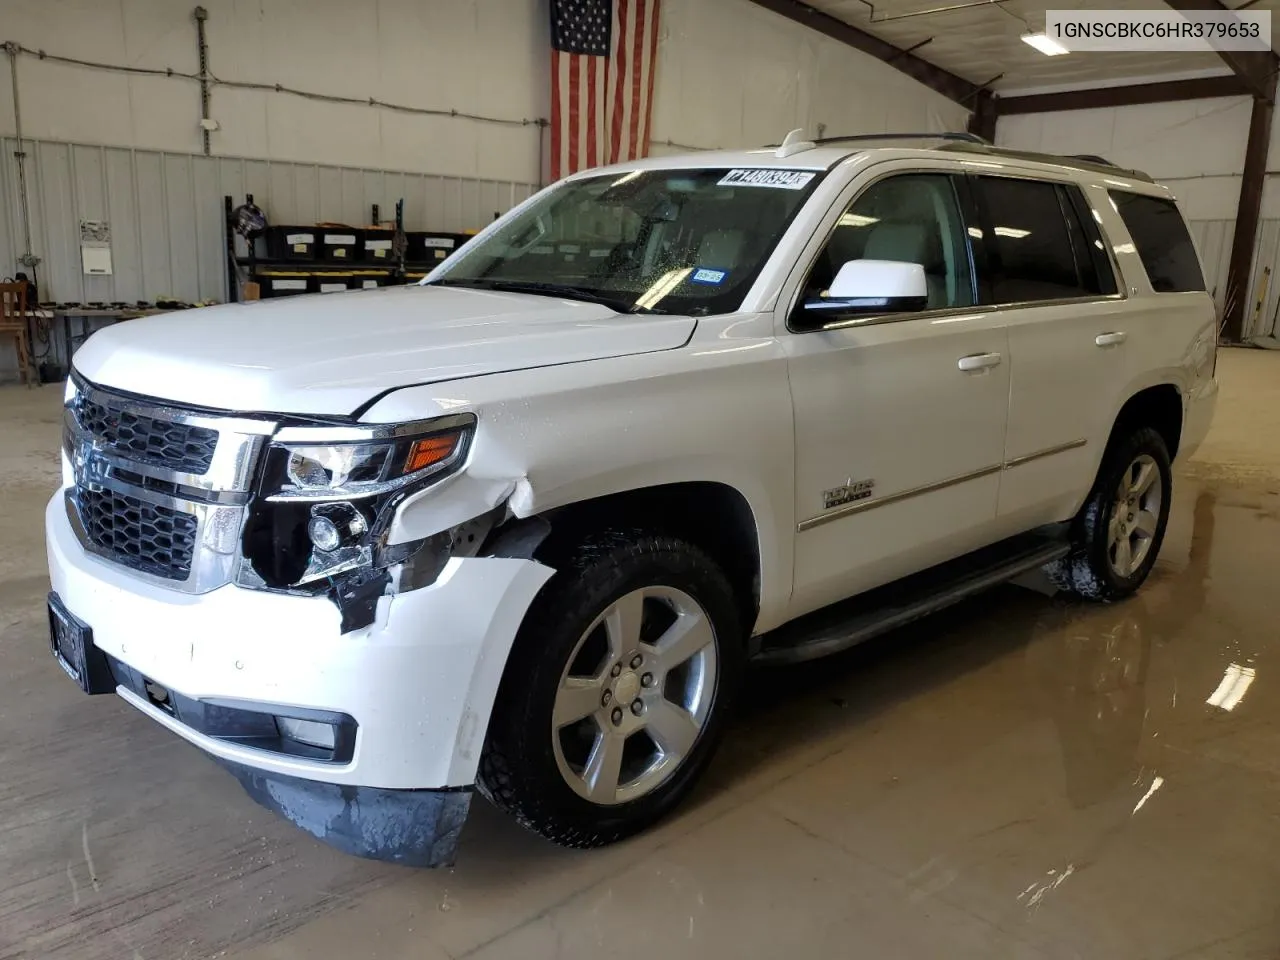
<box><xmin>47</xmin><ymin>494</ymin><xmax>553</xmax><ymax>865</ymax></box>
<box><xmin>220</xmin><ymin>762</ymin><xmax>473</xmax><ymax>868</ymax></box>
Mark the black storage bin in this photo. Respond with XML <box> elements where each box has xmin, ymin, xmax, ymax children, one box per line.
<box><xmin>315</xmin><ymin>276</ymin><xmax>356</xmax><ymax>294</ymax></box>
<box><xmin>260</xmin><ymin>276</ymin><xmax>315</xmax><ymax>298</ymax></box>
<box><xmin>259</xmin><ymin>227</ymin><xmax>317</xmax><ymax>261</ymax></box>
<box><xmin>407</xmin><ymin>232</ymin><xmax>469</xmax><ymax>264</ymax></box>
<box><xmin>318</xmin><ymin>229</ymin><xmax>363</xmax><ymax>263</ymax></box>
<box><xmin>363</xmin><ymin>230</ymin><xmax>396</xmax><ymax>263</ymax></box>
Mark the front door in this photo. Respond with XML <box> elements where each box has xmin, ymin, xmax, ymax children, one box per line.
<box><xmin>781</xmin><ymin>169</ymin><xmax>1011</xmax><ymax>619</ymax></box>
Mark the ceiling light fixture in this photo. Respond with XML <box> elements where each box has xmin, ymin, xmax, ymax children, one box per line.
<box><xmin>1021</xmin><ymin>31</ymin><xmax>1070</xmax><ymax>56</ymax></box>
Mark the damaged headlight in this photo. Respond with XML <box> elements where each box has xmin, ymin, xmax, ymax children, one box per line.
<box><xmin>238</xmin><ymin>414</ymin><xmax>475</xmax><ymax>599</ymax></box>
<box><xmin>272</xmin><ymin>425</ymin><xmax>468</xmax><ymax>501</ymax></box>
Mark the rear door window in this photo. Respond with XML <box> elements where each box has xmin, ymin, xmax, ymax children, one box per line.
<box><xmin>973</xmin><ymin>176</ymin><xmax>1108</xmax><ymax>304</ymax></box>
<box><xmin>1109</xmin><ymin>191</ymin><xmax>1205</xmax><ymax>293</ymax></box>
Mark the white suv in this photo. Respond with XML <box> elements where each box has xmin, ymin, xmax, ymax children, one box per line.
<box><xmin>46</xmin><ymin>132</ymin><xmax>1218</xmax><ymax>866</ymax></box>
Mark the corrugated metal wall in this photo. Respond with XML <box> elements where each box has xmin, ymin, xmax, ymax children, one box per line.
<box><xmin>1188</xmin><ymin>218</ymin><xmax>1280</xmax><ymax>341</ymax></box>
<box><xmin>5</xmin><ymin>140</ymin><xmax>1279</xmax><ymax>382</ymax></box>
<box><xmin>1188</xmin><ymin>219</ymin><xmax>1234</xmax><ymax>318</ymax></box>
<box><xmin>1243</xmin><ymin>220</ymin><xmax>1280</xmax><ymax>341</ymax></box>
<box><xmin>0</xmin><ymin>137</ymin><xmax>539</xmax><ymax>306</ymax></box>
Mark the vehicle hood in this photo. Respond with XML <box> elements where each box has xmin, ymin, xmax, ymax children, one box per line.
<box><xmin>72</xmin><ymin>285</ymin><xmax>695</xmax><ymax>416</ymax></box>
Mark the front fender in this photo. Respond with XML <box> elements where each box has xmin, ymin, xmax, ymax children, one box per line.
<box><xmin>359</xmin><ymin>326</ymin><xmax>796</xmax><ymax>633</ymax></box>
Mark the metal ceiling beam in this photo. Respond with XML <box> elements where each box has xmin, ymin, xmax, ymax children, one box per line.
<box><xmin>744</xmin><ymin>0</ymin><xmax>984</xmax><ymax>106</ymax></box>
<box><xmin>994</xmin><ymin>75</ymin><xmax>1250</xmax><ymax>114</ymax></box>
<box><xmin>1163</xmin><ymin>0</ymin><xmax>1278</xmax><ymax>100</ymax></box>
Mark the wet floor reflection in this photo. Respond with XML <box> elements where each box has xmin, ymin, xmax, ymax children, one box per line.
<box><xmin>12</xmin><ymin>478</ymin><xmax>1280</xmax><ymax>960</ymax></box>
<box><xmin>673</xmin><ymin>482</ymin><xmax>1280</xmax><ymax>960</ymax></box>
<box><xmin>1028</xmin><ymin>489</ymin><xmax>1214</xmax><ymax>811</ymax></box>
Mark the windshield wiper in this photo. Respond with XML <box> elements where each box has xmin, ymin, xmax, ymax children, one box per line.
<box><xmin>427</xmin><ymin>278</ymin><xmax>660</xmax><ymax>314</ymax></box>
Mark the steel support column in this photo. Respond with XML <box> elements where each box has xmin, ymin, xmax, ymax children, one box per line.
<box><xmin>1222</xmin><ymin>75</ymin><xmax>1276</xmax><ymax>342</ymax></box>
<box><xmin>967</xmin><ymin>91</ymin><xmax>997</xmax><ymax>141</ymax></box>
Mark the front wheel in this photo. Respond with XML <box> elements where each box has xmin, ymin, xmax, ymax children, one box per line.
<box><xmin>1049</xmin><ymin>426</ymin><xmax>1173</xmax><ymax>601</ymax></box>
<box><xmin>478</xmin><ymin>531</ymin><xmax>742</xmax><ymax>847</ymax></box>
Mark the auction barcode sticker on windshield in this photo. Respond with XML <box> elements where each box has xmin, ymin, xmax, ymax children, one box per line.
<box><xmin>719</xmin><ymin>169</ymin><xmax>815</xmax><ymax>190</ymax></box>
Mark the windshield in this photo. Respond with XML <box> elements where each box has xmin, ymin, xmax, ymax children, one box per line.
<box><xmin>427</xmin><ymin>167</ymin><xmax>824</xmax><ymax>315</ymax></box>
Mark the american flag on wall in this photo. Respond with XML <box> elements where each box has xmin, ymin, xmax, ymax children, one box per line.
<box><xmin>550</xmin><ymin>0</ymin><xmax>662</xmax><ymax>181</ymax></box>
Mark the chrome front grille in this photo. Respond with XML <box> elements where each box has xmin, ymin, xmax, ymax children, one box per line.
<box><xmin>63</xmin><ymin>378</ymin><xmax>278</xmax><ymax>593</ymax></box>
<box><xmin>72</xmin><ymin>391</ymin><xmax>218</xmax><ymax>475</ymax></box>
<box><xmin>78</xmin><ymin>487</ymin><xmax>199</xmax><ymax>581</ymax></box>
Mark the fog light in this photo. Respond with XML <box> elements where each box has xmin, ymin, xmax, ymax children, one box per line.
<box><xmin>307</xmin><ymin>515</ymin><xmax>342</xmax><ymax>552</ymax></box>
<box><xmin>306</xmin><ymin>502</ymin><xmax>369</xmax><ymax>554</ymax></box>
<box><xmin>277</xmin><ymin>716</ymin><xmax>337</xmax><ymax>750</ymax></box>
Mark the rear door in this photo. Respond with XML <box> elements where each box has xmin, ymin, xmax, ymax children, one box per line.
<box><xmin>970</xmin><ymin>174</ymin><xmax>1130</xmax><ymax>532</ymax></box>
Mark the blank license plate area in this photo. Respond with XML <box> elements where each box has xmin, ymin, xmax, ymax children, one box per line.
<box><xmin>48</xmin><ymin>594</ymin><xmax>96</xmax><ymax>693</ymax></box>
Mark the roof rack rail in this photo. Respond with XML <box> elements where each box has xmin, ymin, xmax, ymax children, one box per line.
<box><xmin>1066</xmin><ymin>153</ymin><xmax>1115</xmax><ymax>166</ymax></box>
<box><xmin>761</xmin><ymin>131</ymin><xmax>991</xmax><ymax>149</ymax></box>
<box><xmin>933</xmin><ymin>142</ymin><xmax>1155</xmax><ymax>183</ymax></box>
<box><xmin>812</xmin><ymin>131</ymin><xmax>990</xmax><ymax>145</ymax></box>
<box><xmin>753</xmin><ymin>133</ymin><xmax>1155</xmax><ymax>183</ymax></box>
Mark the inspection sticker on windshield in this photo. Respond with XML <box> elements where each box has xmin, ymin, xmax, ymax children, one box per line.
<box><xmin>718</xmin><ymin>169</ymin><xmax>815</xmax><ymax>190</ymax></box>
<box><xmin>691</xmin><ymin>268</ymin><xmax>727</xmax><ymax>285</ymax></box>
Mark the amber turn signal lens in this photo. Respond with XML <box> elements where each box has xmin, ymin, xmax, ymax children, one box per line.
<box><xmin>404</xmin><ymin>433</ymin><xmax>461</xmax><ymax>473</ymax></box>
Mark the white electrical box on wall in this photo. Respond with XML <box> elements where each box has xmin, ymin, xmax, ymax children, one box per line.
<box><xmin>81</xmin><ymin>245</ymin><xmax>113</xmax><ymax>275</ymax></box>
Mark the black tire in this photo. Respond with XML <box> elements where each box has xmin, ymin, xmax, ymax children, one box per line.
<box><xmin>1048</xmin><ymin>426</ymin><xmax>1173</xmax><ymax>601</ymax></box>
<box><xmin>477</xmin><ymin>530</ymin><xmax>743</xmax><ymax>848</ymax></box>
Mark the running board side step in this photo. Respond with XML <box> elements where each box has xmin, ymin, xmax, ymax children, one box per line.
<box><xmin>752</xmin><ymin>531</ymin><xmax>1070</xmax><ymax>665</ymax></box>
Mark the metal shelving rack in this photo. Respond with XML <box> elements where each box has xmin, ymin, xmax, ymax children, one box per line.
<box><xmin>222</xmin><ymin>196</ymin><xmax>425</xmax><ymax>302</ymax></box>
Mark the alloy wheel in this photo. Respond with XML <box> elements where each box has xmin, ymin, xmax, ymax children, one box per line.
<box><xmin>551</xmin><ymin>586</ymin><xmax>718</xmax><ymax>805</ymax></box>
<box><xmin>1107</xmin><ymin>453</ymin><xmax>1163</xmax><ymax>578</ymax></box>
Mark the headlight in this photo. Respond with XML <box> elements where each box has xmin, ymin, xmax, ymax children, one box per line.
<box><xmin>265</xmin><ymin>419</ymin><xmax>471</xmax><ymax>501</ymax></box>
<box><xmin>239</xmin><ymin>414</ymin><xmax>475</xmax><ymax>591</ymax></box>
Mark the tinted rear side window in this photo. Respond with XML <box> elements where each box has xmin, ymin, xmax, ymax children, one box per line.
<box><xmin>1062</xmin><ymin>185</ymin><xmax>1118</xmax><ymax>296</ymax></box>
<box><xmin>975</xmin><ymin>177</ymin><xmax>1106</xmax><ymax>303</ymax></box>
<box><xmin>1109</xmin><ymin>191</ymin><xmax>1205</xmax><ymax>293</ymax></box>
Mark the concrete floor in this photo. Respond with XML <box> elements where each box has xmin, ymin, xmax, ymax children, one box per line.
<box><xmin>3</xmin><ymin>349</ymin><xmax>1280</xmax><ymax>960</ymax></box>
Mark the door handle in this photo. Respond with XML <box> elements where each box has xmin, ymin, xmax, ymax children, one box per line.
<box><xmin>1096</xmin><ymin>331</ymin><xmax>1128</xmax><ymax>347</ymax></box>
<box><xmin>958</xmin><ymin>352</ymin><xmax>1002</xmax><ymax>373</ymax></box>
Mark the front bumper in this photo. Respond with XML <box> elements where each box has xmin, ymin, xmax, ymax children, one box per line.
<box><xmin>46</xmin><ymin>492</ymin><xmax>552</xmax><ymax>855</ymax></box>
<box><xmin>218</xmin><ymin>760</ymin><xmax>473</xmax><ymax>868</ymax></box>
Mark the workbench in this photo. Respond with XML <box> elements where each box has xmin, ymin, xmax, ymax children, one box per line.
<box><xmin>57</xmin><ymin>307</ymin><xmax>169</xmax><ymax>359</ymax></box>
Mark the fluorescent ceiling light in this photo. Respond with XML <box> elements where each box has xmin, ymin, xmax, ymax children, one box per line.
<box><xmin>1021</xmin><ymin>32</ymin><xmax>1070</xmax><ymax>56</ymax></box>
<box><xmin>839</xmin><ymin>214</ymin><xmax>879</xmax><ymax>227</ymax></box>
<box><xmin>994</xmin><ymin>226</ymin><xmax>1031</xmax><ymax>239</ymax></box>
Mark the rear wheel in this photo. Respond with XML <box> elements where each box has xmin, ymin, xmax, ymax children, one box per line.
<box><xmin>478</xmin><ymin>531</ymin><xmax>742</xmax><ymax>847</ymax></box>
<box><xmin>1049</xmin><ymin>427</ymin><xmax>1172</xmax><ymax>601</ymax></box>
